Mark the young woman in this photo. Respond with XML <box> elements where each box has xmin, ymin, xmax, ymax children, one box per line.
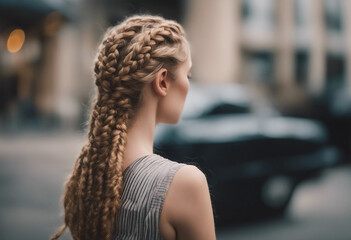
<box><xmin>51</xmin><ymin>14</ymin><xmax>216</xmax><ymax>240</ymax></box>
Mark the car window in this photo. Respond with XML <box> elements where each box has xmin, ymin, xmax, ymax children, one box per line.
<box><xmin>202</xmin><ymin>103</ymin><xmax>251</xmax><ymax>116</ymax></box>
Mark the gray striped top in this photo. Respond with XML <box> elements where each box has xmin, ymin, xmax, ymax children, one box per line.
<box><xmin>113</xmin><ymin>153</ymin><xmax>186</xmax><ymax>240</ymax></box>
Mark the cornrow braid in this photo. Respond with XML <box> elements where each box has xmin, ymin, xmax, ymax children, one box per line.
<box><xmin>51</xmin><ymin>14</ymin><xmax>189</xmax><ymax>240</ymax></box>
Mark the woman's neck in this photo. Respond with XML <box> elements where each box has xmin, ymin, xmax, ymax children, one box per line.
<box><xmin>123</xmin><ymin>100</ymin><xmax>157</xmax><ymax>171</ymax></box>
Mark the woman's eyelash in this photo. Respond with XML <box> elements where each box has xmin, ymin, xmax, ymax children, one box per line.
<box><xmin>187</xmin><ymin>74</ymin><xmax>192</xmax><ymax>79</ymax></box>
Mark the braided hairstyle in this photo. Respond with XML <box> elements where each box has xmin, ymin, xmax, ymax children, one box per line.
<box><xmin>51</xmin><ymin>15</ymin><xmax>189</xmax><ymax>240</ymax></box>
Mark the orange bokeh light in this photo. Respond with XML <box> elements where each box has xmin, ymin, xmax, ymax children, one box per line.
<box><xmin>7</xmin><ymin>29</ymin><xmax>26</xmax><ymax>53</ymax></box>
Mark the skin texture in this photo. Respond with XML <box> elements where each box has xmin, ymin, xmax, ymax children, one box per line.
<box><xmin>123</xmin><ymin>54</ymin><xmax>216</xmax><ymax>240</ymax></box>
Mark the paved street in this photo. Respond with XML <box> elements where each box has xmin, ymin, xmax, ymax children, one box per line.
<box><xmin>1</xmin><ymin>132</ymin><xmax>351</xmax><ymax>240</ymax></box>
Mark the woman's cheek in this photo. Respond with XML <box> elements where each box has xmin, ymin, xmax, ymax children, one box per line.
<box><xmin>185</xmin><ymin>79</ymin><xmax>190</xmax><ymax>95</ymax></box>
<box><xmin>178</xmin><ymin>79</ymin><xmax>189</xmax><ymax>115</ymax></box>
<box><xmin>181</xmin><ymin>77</ymin><xmax>189</xmax><ymax>97</ymax></box>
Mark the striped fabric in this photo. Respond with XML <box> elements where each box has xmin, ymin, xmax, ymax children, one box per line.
<box><xmin>113</xmin><ymin>153</ymin><xmax>186</xmax><ymax>240</ymax></box>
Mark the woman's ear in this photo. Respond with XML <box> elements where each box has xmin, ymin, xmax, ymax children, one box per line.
<box><xmin>152</xmin><ymin>68</ymin><xmax>170</xmax><ymax>97</ymax></box>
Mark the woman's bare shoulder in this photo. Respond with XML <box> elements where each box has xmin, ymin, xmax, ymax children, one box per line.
<box><xmin>168</xmin><ymin>164</ymin><xmax>209</xmax><ymax>214</ymax></box>
<box><xmin>161</xmin><ymin>164</ymin><xmax>216</xmax><ymax>240</ymax></box>
<box><xmin>174</xmin><ymin>164</ymin><xmax>207</xmax><ymax>187</ymax></box>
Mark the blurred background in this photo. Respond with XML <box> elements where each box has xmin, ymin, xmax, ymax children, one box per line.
<box><xmin>0</xmin><ymin>0</ymin><xmax>351</xmax><ymax>239</ymax></box>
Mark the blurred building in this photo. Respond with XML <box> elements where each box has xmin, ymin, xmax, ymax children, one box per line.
<box><xmin>187</xmin><ymin>0</ymin><xmax>351</xmax><ymax>115</ymax></box>
<box><xmin>0</xmin><ymin>0</ymin><xmax>87</xmax><ymax>131</ymax></box>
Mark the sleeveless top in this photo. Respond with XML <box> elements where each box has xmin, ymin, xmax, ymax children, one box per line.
<box><xmin>113</xmin><ymin>153</ymin><xmax>186</xmax><ymax>240</ymax></box>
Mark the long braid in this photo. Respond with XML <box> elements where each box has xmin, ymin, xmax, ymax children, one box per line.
<box><xmin>87</xmin><ymin>30</ymin><xmax>137</xmax><ymax>238</ymax></box>
<box><xmin>100</xmin><ymin>104</ymin><xmax>130</xmax><ymax>239</ymax></box>
<box><xmin>88</xmin><ymin>98</ymin><xmax>130</xmax><ymax>239</ymax></box>
<box><xmin>51</xmin><ymin>14</ymin><xmax>189</xmax><ymax>240</ymax></box>
<box><xmin>80</xmin><ymin>101</ymin><xmax>100</xmax><ymax>238</ymax></box>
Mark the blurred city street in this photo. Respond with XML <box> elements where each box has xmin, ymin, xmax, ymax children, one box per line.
<box><xmin>1</xmin><ymin>0</ymin><xmax>351</xmax><ymax>239</ymax></box>
<box><xmin>0</xmin><ymin>132</ymin><xmax>351</xmax><ymax>240</ymax></box>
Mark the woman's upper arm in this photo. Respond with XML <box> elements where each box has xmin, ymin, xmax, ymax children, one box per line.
<box><xmin>164</xmin><ymin>165</ymin><xmax>216</xmax><ymax>240</ymax></box>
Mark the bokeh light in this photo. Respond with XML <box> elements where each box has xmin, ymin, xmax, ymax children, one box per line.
<box><xmin>6</xmin><ymin>29</ymin><xmax>25</xmax><ymax>53</ymax></box>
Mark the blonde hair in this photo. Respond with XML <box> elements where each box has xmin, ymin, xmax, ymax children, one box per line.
<box><xmin>51</xmin><ymin>14</ymin><xmax>189</xmax><ymax>240</ymax></box>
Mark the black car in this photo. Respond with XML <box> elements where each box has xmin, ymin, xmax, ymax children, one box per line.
<box><xmin>154</xmin><ymin>83</ymin><xmax>342</xmax><ymax>225</ymax></box>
